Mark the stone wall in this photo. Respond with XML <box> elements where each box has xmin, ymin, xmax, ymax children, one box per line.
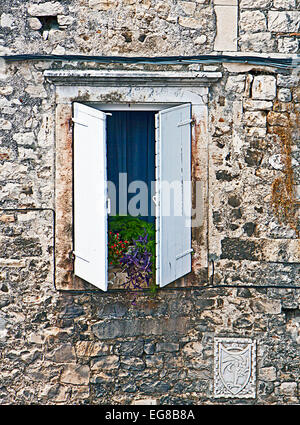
<box><xmin>1</xmin><ymin>0</ymin><xmax>299</xmax><ymax>55</ymax></box>
<box><xmin>0</xmin><ymin>0</ymin><xmax>299</xmax><ymax>405</ymax></box>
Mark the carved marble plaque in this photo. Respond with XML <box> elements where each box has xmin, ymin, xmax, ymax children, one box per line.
<box><xmin>214</xmin><ymin>338</ymin><xmax>256</xmax><ymax>398</ymax></box>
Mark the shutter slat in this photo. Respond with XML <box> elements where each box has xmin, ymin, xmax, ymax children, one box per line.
<box><xmin>73</xmin><ymin>102</ymin><xmax>108</xmax><ymax>291</ymax></box>
<box><xmin>155</xmin><ymin>104</ymin><xmax>192</xmax><ymax>287</ymax></box>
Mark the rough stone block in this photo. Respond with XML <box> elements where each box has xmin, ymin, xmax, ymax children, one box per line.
<box><xmin>0</xmin><ymin>214</ymin><xmax>15</xmax><ymax>223</ymax></box>
<box><xmin>279</xmin><ymin>382</ymin><xmax>297</xmax><ymax>396</ymax></box>
<box><xmin>89</xmin><ymin>0</ymin><xmax>115</xmax><ymax>11</ymax></box>
<box><xmin>0</xmin><ymin>237</ymin><xmax>42</xmax><ymax>259</ymax></box>
<box><xmin>239</xmin><ymin>32</ymin><xmax>275</xmax><ymax>53</ymax></box>
<box><xmin>179</xmin><ymin>1</ymin><xmax>196</xmax><ymax>15</ymax></box>
<box><xmin>267</xmin><ymin>111</ymin><xmax>289</xmax><ymax>127</ymax></box>
<box><xmin>220</xmin><ymin>238</ymin><xmax>260</xmax><ymax>261</ymax></box>
<box><xmin>252</xmin><ymin>75</ymin><xmax>276</xmax><ymax>100</ymax></box>
<box><xmin>225</xmin><ymin>75</ymin><xmax>246</xmax><ymax>94</ymax></box>
<box><xmin>268</xmin><ymin>11</ymin><xmax>300</xmax><ymax>33</ymax></box>
<box><xmin>76</xmin><ymin>341</ymin><xmax>112</xmax><ymax>357</ymax></box>
<box><xmin>57</xmin><ymin>15</ymin><xmax>74</xmax><ymax>26</ymax></box>
<box><xmin>60</xmin><ymin>365</ymin><xmax>90</xmax><ymax>385</ymax></box>
<box><xmin>91</xmin><ymin>356</ymin><xmax>119</xmax><ymax>371</ymax></box>
<box><xmin>240</xmin><ymin>0</ymin><xmax>271</xmax><ymax>7</ymax></box>
<box><xmin>278</xmin><ymin>37</ymin><xmax>299</xmax><ymax>53</ymax></box>
<box><xmin>260</xmin><ymin>367</ymin><xmax>277</xmax><ymax>382</ymax></box>
<box><xmin>0</xmin><ymin>118</ymin><xmax>12</xmax><ymax>130</ymax></box>
<box><xmin>0</xmin><ymin>86</ymin><xmax>13</xmax><ymax>96</ymax></box>
<box><xmin>240</xmin><ymin>10</ymin><xmax>267</xmax><ymax>33</ymax></box>
<box><xmin>45</xmin><ymin>343</ymin><xmax>76</xmax><ymax>363</ymax></box>
<box><xmin>178</xmin><ymin>17</ymin><xmax>202</xmax><ymax>29</ymax></box>
<box><xmin>277</xmin><ymin>74</ymin><xmax>299</xmax><ymax>87</ymax></box>
<box><xmin>182</xmin><ymin>341</ymin><xmax>203</xmax><ymax>355</ymax></box>
<box><xmin>156</xmin><ymin>342</ymin><xmax>180</xmax><ymax>352</ymax></box>
<box><xmin>274</xmin><ymin>0</ymin><xmax>296</xmax><ymax>6</ymax></box>
<box><xmin>251</xmin><ymin>299</ymin><xmax>281</xmax><ymax>314</ymax></box>
<box><xmin>116</xmin><ymin>341</ymin><xmax>144</xmax><ymax>356</ymax></box>
<box><xmin>273</xmin><ymin>0</ymin><xmax>296</xmax><ymax>7</ymax></box>
<box><xmin>244</xmin><ymin>111</ymin><xmax>267</xmax><ymax>127</ymax></box>
<box><xmin>120</xmin><ymin>356</ymin><xmax>146</xmax><ymax>371</ymax></box>
<box><xmin>28</xmin><ymin>17</ymin><xmax>42</xmax><ymax>30</ymax></box>
<box><xmin>278</xmin><ymin>88</ymin><xmax>292</xmax><ymax>102</ymax></box>
<box><xmin>27</xmin><ymin>2</ymin><xmax>64</xmax><ymax>16</ymax></box>
<box><xmin>243</xmin><ymin>99</ymin><xmax>273</xmax><ymax>111</ymax></box>
<box><xmin>92</xmin><ymin>317</ymin><xmax>189</xmax><ymax>340</ymax></box>
<box><xmin>0</xmin><ymin>14</ymin><xmax>14</xmax><ymax>29</ymax></box>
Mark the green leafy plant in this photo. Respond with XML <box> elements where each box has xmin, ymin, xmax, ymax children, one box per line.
<box><xmin>108</xmin><ymin>215</ymin><xmax>157</xmax><ymax>292</ymax></box>
<box><xmin>109</xmin><ymin>215</ymin><xmax>155</xmax><ymax>259</ymax></box>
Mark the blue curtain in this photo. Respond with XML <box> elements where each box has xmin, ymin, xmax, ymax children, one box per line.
<box><xmin>107</xmin><ymin>111</ymin><xmax>155</xmax><ymax>223</ymax></box>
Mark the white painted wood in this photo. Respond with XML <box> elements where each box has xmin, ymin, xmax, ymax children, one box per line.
<box><xmin>155</xmin><ymin>104</ymin><xmax>192</xmax><ymax>287</ymax></box>
<box><xmin>73</xmin><ymin>102</ymin><xmax>108</xmax><ymax>291</ymax></box>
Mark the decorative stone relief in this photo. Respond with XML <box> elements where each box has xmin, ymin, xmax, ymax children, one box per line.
<box><xmin>214</xmin><ymin>338</ymin><xmax>256</xmax><ymax>398</ymax></box>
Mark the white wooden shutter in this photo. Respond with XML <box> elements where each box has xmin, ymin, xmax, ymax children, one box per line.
<box><xmin>155</xmin><ymin>104</ymin><xmax>192</xmax><ymax>287</ymax></box>
<box><xmin>73</xmin><ymin>102</ymin><xmax>108</xmax><ymax>291</ymax></box>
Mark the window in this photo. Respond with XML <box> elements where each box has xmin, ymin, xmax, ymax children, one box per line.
<box><xmin>46</xmin><ymin>69</ymin><xmax>217</xmax><ymax>291</ymax></box>
<box><xmin>72</xmin><ymin>102</ymin><xmax>192</xmax><ymax>291</ymax></box>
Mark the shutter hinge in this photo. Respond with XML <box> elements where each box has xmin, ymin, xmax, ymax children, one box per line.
<box><xmin>176</xmin><ymin>248</ymin><xmax>193</xmax><ymax>260</ymax></box>
<box><xmin>72</xmin><ymin>118</ymin><xmax>88</xmax><ymax>127</ymax></box>
<box><xmin>177</xmin><ymin>119</ymin><xmax>195</xmax><ymax>127</ymax></box>
<box><xmin>73</xmin><ymin>251</ymin><xmax>90</xmax><ymax>263</ymax></box>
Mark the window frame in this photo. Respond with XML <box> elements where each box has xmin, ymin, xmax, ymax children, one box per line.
<box><xmin>46</xmin><ymin>70</ymin><xmax>219</xmax><ymax>290</ymax></box>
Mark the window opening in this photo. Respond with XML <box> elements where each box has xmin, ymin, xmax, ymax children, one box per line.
<box><xmin>106</xmin><ymin>110</ymin><xmax>156</xmax><ymax>292</ymax></box>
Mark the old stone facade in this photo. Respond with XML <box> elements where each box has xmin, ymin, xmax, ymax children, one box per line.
<box><xmin>0</xmin><ymin>0</ymin><xmax>299</xmax><ymax>405</ymax></box>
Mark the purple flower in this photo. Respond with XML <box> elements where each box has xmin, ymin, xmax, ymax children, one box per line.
<box><xmin>119</xmin><ymin>232</ymin><xmax>153</xmax><ymax>292</ymax></box>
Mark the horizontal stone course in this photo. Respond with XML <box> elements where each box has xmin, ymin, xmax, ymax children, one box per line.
<box><xmin>92</xmin><ymin>317</ymin><xmax>189</xmax><ymax>340</ymax></box>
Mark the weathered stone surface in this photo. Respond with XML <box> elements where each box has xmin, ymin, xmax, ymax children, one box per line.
<box><xmin>91</xmin><ymin>356</ymin><xmax>119</xmax><ymax>371</ymax></box>
<box><xmin>88</xmin><ymin>0</ymin><xmax>115</xmax><ymax>11</ymax></box>
<box><xmin>27</xmin><ymin>2</ymin><xmax>64</xmax><ymax>16</ymax></box>
<box><xmin>57</xmin><ymin>15</ymin><xmax>74</xmax><ymax>27</ymax></box>
<box><xmin>239</xmin><ymin>32</ymin><xmax>275</xmax><ymax>52</ymax></box>
<box><xmin>60</xmin><ymin>365</ymin><xmax>90</xmax><ymax>385</ymax></box>
<box><xmin>220</xmin><ymin>238</ymin><xmax>260</xmax><ymax>261</ymax></box>
<box><xmin>178</xmin><ymin>17</ymin><xmax>202</xmax><ymax>29</ymax></box>
<box><xmin>0</xmin><ymin>118</ymin><xmax>12</xmax><ymax>130</ymax></box>
<box><xmin>156</xmin><ymin>342</ymin><xmax>180</xmax><ymax>352</ymax></box>
<box><xmin>279</xmin><ymin>382</ymin><xmax>297</xmax><ymax>396</ymax></box>
<box><xmin>268</xmin><ymin>11</ymin><xmax>300</xmax><ymax>32</ymax></box>
<box><xmin>278</xmin><ymin>88</ymin><xmax>292</xmax><ymax>102</ymax></box>
<box><xmin>120</xmin><ymin>356</ymin><xmax>145</xmax><ymax>371</ymax></box>
<box><xmin>277</xmin><ymin>74</ymin><xmax>299</xmax><ymax>87</ymax></box>
<box><xmin>252</xmin><ymin>75</ymin><xmax>276</xmax><ymax>100</ymax></box>
<box><xmin>278</xmin><ymin>37</ymin><xmax>299</xmax><ymax>53</ymax></box>
<box><xmin>76</xmin><ymin>341</ymin><xmax>112</xmax><ymax>357</ymax></box>
<box><xmin>115</xmin><ymin>340</ymin><xmax>144</xmax><ymax>356</ymax></box>
<box><xmin>45</xmin><ymin>344</ymin><xmax>76</xmax><ymax>363</ymax></box>
<box><xmin>0</xmin><ymin>237</ymin><xmax>42</xmax><ymax>258</ymax></box>
<box><xmin>92</xmin><ymin>317</ymin><xmax>189</xmax><ymax>340</ymax></box>
<box><xmin>28</xmin><ymin>18</ymin><xmax>42</xmax><ymax>31</ymax></box>
<box><xmin>1</xmin><ymin>14</ymin><xmax>14</xmax><ymax>29</ymax></box>
<box><xmin>273</xmin><ymin>0</ymin><xmax>296</xmax><ymax>7</ymax></box>
<box><xmin>240</xmin><ymin>10</ymin><xmax>267</xmax><ymax>33</ymax></box>
<box><xmin>244</xmin><ymin>111</ymin><xmax>267</xmax><ymax>127</ymax></box>
<box><xmin>240</xmin><ymin>0</ymin><xmax>271</xmax><ymax>7</ymax></box>
<box><xmin>179</xmin><ymin>1</ymin><xmax>197</xmax><ymax>15</ymax></box>
<box><xmin>267</xmin><ymin>111</ymin><xmax>289</xmax><ymax>127</ymax></box>
<box><xmin>260</xmin><ymin>367</ymin><xmax>277</xmax><ymax>381</ymax></box>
